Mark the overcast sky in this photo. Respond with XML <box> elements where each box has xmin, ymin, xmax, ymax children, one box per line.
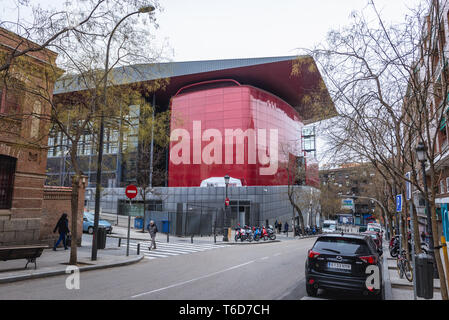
<box><xmin>1</xmin><ymin>0</ymin><xmax>423</xmax><ymax>62</ymax></box>
<box><xmin>1</xmin><ymin>0</ymin><xmax>425</xmax><ymax>166</ymax></box>
<box><xmin>153</xmin><ymin>0</ymin><xmax>422</xmax><ymax>61</ymax></box>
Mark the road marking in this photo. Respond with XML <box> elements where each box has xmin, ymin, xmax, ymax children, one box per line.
<box><xmin>127</xmin><ymin>240</ymin><xmax>232</xmax><ymax>261</ymax></box>
<box><xmin>143</xmin><ymin>252</ymin><xmax>170</xmax><ymax>258</ymax></box>
<box><xmin>131</xmin><ymin>261</ymin><xmax>255</xmax><ymax>299</ymax></box>
<box><xmin>260</xmin><ymin>256</ymin><xmax>269</xmax><ymax>261</ymax></box>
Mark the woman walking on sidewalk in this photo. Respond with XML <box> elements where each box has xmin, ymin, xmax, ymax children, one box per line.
<box><xmin>147</xmin><ymin>220</ymin><xmax>158</xmax><ymax>250</ymax></box>
<box><xmin>53</xmin><ymin>213</ymin><xmax>70</xmax><ymax>251</ymax></box>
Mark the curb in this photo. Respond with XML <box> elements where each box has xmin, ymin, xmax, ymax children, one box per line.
<box><xmin>224</xmin><ymin>240</ymin><xmax>281</xmax><ymax>245</ymax></box>
<box><xmin>0</xmin><ymin>255</ymin><xmax>144</xmax><ymax>284</ymax></box>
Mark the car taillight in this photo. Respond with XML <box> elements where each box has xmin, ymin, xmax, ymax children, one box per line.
<box><xmin>359</xmin><ymin>255</ymin><xmax>377</xmax><ymax>264</ymax></box>
<box><xmin>308</xmin><ymin>250</ymin><xmax>320</xmax><ymax>259</ymax></box>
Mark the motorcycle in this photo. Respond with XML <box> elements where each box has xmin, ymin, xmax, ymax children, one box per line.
<box><xmin>266</xmin><ymin>225</ymin><xmax>276</xmax><ymax>240</ymax></box>
<box><xmin>234</xmin><ymin>224</ymin><xmax>243</xmax><ymax>242</ymax></box>
<box><xmin>389</xmin><ymin>234</ymin><xmax>428</xmax><ymax>258</ymax></box>
<box><xmin>253</xmin><ymin>227</ymin><xmax>262</xmax><ymax>241</ymax></box>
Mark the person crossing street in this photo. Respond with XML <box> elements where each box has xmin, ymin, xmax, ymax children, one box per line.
<box><xmin>147</xmin><ymin>220</ymin><xmax>158</xmax><ymax>250</ymax></box>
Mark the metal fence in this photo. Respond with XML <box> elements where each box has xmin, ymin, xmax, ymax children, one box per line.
<box><xmin>137</xmin><ymin>207</ymin><xmax>227</xmax><ymax>238</ymax></box>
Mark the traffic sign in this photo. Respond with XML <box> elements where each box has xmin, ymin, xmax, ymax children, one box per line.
<box><xmin>396</xmin><ymin>194</ymin><xmax>403</xmax><ymax>213</ymax></box>
<box><xmin>125</xmin><ymin>185</ymin><xmax>138</xmax><ymax>199</ymax></box>
<box><xmin>225</xmin><ymin>197</ymin><xmax>230</xmax><ymax>207</ymax></box>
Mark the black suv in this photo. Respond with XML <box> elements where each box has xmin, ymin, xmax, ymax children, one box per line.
<box><xmin>305</xmin><ymin>233</ymin><xmax>384</xmax><ymax>299</ymax></box>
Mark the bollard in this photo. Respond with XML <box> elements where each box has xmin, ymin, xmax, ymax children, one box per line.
<box><xmin>137</xmin><ymin>243</ymin><xmax>140</xmax><ymax>255</ymax></box>
<box><xmin>118</xmin><ymin>238</ymin><xmax>121</xmax><ymax>247</ymax></box>
<box><xmin>214</xmin><ymin>234</ymin><xmax>216</xmax><ymax>244</ymax></box>
<box><xmin>191</xmin><ymin>235</ymin><xmax>194</xmax><ymax>243</ymax></box>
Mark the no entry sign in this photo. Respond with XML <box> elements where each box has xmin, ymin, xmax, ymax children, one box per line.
<box><xmin>225</xmin><ymin>197</ymin><xmax>230</xmax><ymax>207</ymax></box>
<box><xmin>125</xmin><ymin>185</ymin><xmax>138</xmax><ymax>199</ymax></box>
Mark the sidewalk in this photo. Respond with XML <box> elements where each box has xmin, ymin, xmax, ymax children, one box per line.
<box><xmin>382</xmin><ymin>241</ymin><xmax>443</xmax><ymax>300</ymax></box>
<box><xmin>0</xmin><ymin>237</ymin><xmax>143</xmax><ymax>284</ymax></box>
<box><xmin>108</xmin><ymin>224</ymin><xmax>319</xmax><ymax>245</ymax></box>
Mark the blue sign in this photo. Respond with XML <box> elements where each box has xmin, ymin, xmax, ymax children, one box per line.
<box><xmin>396</xmin><ymin>195</ymin><xmax>403</xmax><ymax>213</ymax></box>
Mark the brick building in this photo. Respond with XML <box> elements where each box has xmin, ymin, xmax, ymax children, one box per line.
<box><xmin>0</xmin><ymin>27</ymin><xmax>84</xmax><ymax>246</ymax></box>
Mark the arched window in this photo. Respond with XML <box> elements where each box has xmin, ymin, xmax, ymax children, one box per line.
<box><xmin>0</xmin><ymin>155</ymin><xmax>16</xmax><ymax>209</ymax></box>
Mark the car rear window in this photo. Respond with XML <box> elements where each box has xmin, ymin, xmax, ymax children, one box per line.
<box><xmin>313</xmin><ymin>237</ymin><xmax>371</xmax><ymax>255</ymax></box>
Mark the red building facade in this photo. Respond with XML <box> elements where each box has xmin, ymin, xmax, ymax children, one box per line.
<box><xmin>168</xmin><ymin>80</ymin><xmax>306</xmax><ymax>187</ymax></box>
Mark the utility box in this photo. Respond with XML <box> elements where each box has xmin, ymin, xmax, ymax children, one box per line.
<box><xmin>416</xmin><ymin>253</ymin><xmax>434</xmax><ymax>299</ymax></box>
<box><xmin>134</xmin><ymin>217</ymin><xmax>143</xmax><ymax>229</ymax></box>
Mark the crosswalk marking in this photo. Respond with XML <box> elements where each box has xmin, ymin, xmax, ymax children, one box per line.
<box><xmin>127</xmin><ymin>240</ymin><xmax>231</xmax><ymax>261</ymax></box>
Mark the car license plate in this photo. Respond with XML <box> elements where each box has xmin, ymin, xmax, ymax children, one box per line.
<box><xmin>327</xmin><ymin>262</ymin><xmax>351</xmax><ymax>271</ymax></box>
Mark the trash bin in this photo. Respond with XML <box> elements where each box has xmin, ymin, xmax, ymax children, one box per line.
<box><xmin>97</xmin><ymin>226</ymin><xmax>107</xmax><ymax>250</ymax></box>
<box><xmin>416</xmin><ymin>253</ymin><xmax>434</xmax><ymax>299</ymax></box>
<box><xmin>162</xmin><ymin>220</ymin><xmax>170</xmax><ymax>233</ymax></box>
<box><xmin>134</xmin><ymin>217</ymin><xmax>143</xmax><ymax>229</ymax></box>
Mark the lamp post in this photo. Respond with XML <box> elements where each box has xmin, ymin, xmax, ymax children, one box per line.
<box><xmin>223</xmin><ymin>175</ymin><xmax>230</xmax><ymax>242</ymax></box>
<box><xmin>416</xmin><ymin>141</ymin><xmax>438</xmax><ymax>278</ymax></box>
<box><xmin>91</xmin><ymin>6</ymin><xmax>155</xmax><ymax>261</ymax></box>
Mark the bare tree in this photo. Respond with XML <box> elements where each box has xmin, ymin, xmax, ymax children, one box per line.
<box><xmin>306</xmin><ymin>0</ymin><xmax>448</xmax><ymax>299</ymax></box>
<box><xmin>1</xmin><ymin>0</ymin><xmax>169</xmax><ymax>265</ymax></box>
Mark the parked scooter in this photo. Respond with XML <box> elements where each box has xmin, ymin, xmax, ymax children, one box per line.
<box><xmin>389</xmin><ymin>234</ymin><xmax>428</xmax><ymax>258</ymax></box>
<box><xmin>253</xmin><ymin>227</ymin><xmax>262</xmax><ymax>241</ymax></box>
<box><xmin>234</xmin><ymin>224</ymin><xmax>243</xmax><ymax>242</ymax></box>
<box><xmin>266</xmin><ymin>225</ymin><xmax>276</xmax><ymax>240</ymax></box>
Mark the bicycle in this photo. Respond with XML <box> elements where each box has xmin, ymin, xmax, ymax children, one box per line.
<box><xmin>396</xmin><ymin>249</ymin><xmax>413</xmax><ymax>282</ymax></box>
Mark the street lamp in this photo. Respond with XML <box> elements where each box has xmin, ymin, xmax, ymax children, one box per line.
<box><xmin>415</xmin><ymin>141</ymin><xmax>438</xmax><ymax>278</ymax></box>
<box><xmin>91</xmin><ymin>6</ymin><xmax>155</xmax><ymax>261</ymax></box>
<box><xmin>223</xmin><ymin>175</ymin><xmax>230</xmax><ymax>242</ymax></box>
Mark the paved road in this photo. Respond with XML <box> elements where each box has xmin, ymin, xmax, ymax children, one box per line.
<box><xmin>0</xmin><ymin>238</ymin><xmax>316</xmax><ymax>300</ymax></box>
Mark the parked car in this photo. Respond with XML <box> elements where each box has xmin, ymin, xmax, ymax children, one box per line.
<box><xmin>367</xmin><ymin>223</ymin><xmax>383</xmax><ymax>243</ymax></box>
<box><xmin>83</xmin><ymin>212</ymin><xmax>113</xmax><ymax>234</ymax></box>
<box><xmin>305</xmin><ymin>233</ymin><xmax>384</xmax><ymax>299</ymax></box>
<box><xmin>362</xmin><ymin>231</ymin><xmax>382</xmax><ymax>250</ymax></box>
<box><xmin>322</xmin><ymin>220</ymin><xmax>337</xmax><ymax>233</ymax></box>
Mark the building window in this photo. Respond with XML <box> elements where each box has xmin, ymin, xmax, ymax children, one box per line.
<box><xmin>441</xmin><ymin>180</ymin><xmax>446</xmax><ymax>194</ymax></box>
<box><xmin>0</xmin><ymin>155</ymin><xmax>17</xmax><ymax>209</ymax></box>
<box><xmin>446</xmin><ymin>177</ymin><xmax>449</xmax><ymax>192</ymax></box>
<box><xmin>0</xmin><ymin>87</ymin><xmax>20</xmax><ymax>114</ymax></box>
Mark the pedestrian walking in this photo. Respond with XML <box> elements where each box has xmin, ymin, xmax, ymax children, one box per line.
<box><xmin>278</xmin><ymin>221</ymin><xmax>282</xmax><ymax>234</ymax></box>
<box><xmin>147</xmin><ymin>220</ymin><xmax>158</xmax><ymax>250</ymax></box>
<box><xmin>284</xmin><ymin>222</ymin><xmax>289</xmax><ymax>234</ymax></box>
<box><xmin>53</xmin><ymin>213</ymin><xmax>70</xmax><ymax>251</ymax></box>
<box><xmin>274</xmin><ymin>220</ymin><xmax>278</xmax><ymax>233</ymax></box>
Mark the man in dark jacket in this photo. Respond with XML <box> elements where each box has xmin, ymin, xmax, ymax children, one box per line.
<box><xmin>147</xmin><ymin>220</ymin><xmax>158</xmax><ymax>250</ymax></box>
<box><xmin>53</xmin><ymin>213</ymin><xmax>70</xmax><ymax>251</ymax></box>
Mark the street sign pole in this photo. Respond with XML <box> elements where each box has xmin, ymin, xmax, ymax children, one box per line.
<box><xmin>124</xmin><ymin>185</ymin><xmax>137</xmax><ymax>257</ymax></box>
<box><xmin>396</xmin><ymin>194</ymin><xmax>403</xmax><ymax>269</ymax></box>
<box><xmin>127</xmin><ymin>197</ymin><xmax>131</xmax><ymax>257</ymax></box>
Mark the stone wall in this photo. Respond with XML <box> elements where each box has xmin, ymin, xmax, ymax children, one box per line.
<box><xmin>0</xmin><ymin>216</ymin><xmax>41</xmax><ymax>246</ymax></box>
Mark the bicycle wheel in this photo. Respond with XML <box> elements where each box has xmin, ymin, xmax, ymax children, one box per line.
<box><xmin>404</xmin><ymin>260</ymin><xmax>413</xmax><ymax>282</ymax></box>
<box><xmin>396</xmin><ymin>259</ymin><xmax>404</xmax><ymax>279</ymax></box>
